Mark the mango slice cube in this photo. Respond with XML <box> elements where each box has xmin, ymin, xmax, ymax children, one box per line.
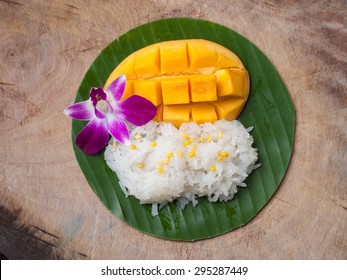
<box><xmin>134</xmin><ymin>80</ymin><xmax>162</xmax><ymax>106</ymax></box>
<box><xmin>160</xmin><ymin>41</ymin><xmax>188</xmax><ymax>73</ymax></box>
<box><xmin>162</xmin><ymin>77</ymin><xmax>189</xmax><ymax>105</ymax></box>
<box><xmin>216</xmin><ymin>69</ymin><xmax>248</xmax><ymax>98</ymax></box>
<box><xmin>191</xmin><ymin>104</ymin><xmax>217</xmax><ymax>124</ymax></box>
<box><xmin>189</xmin><ymin>74</ymin><xmax>217</xmax><ymax>102</ymax></box>
<box><xmin>163</xmin><ymin>105</ymin><xmax>190</xmax><ymax>128</ymax></box>
<box><xmin>134</xmin><ymin>45</ymin><xmax>160</xmax><ymax>77</ymax></box>
<box><xmin>187</xmin><ymin>40</ymin><xmax>219</xmax><ymax>69</ymax></box>
<box><xmin>213</xmin><ymin>99</ymin><xmax>246</xmax><ymax>120</ymax></box>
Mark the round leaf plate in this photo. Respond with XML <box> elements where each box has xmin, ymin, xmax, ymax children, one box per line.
<box><xmin>71</xmin><ymin>18</ymin><xmax>295</xmax><ymax>241</ymax></box>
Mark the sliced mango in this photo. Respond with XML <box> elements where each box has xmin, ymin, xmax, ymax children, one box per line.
<box><xmin>104</xmin><ymin>39</ymin><xmax>249</xmax><ymax>128</ymax></box>
<box><xmin>133</xmin><ymin>45</ymin><xmax>160</xmax><ymax>78</ymax></box>
<box><xmin>213</xmin><ymin>99</ymin><xmax>246</xmax><ymax>120</ymax></box>
<box><xmin>153</xmin><ymin>104</ymin><xmax>163</xmax><ymax>122</ymax></box>
<box><xmin>189</xmin><ymin>74</ymin><xmax>217</xmax><ymax>102</ymax></box>
<box><xmin>111</xmin><ymin>55</ymin><xmax>137</xmax><ymax>80</ymax></box>
<box><xmin>215</xmin><ymin>47</ymin><xmax>245</xmax><ymax>69</ymax></box>
<box><xmin>162</xmin><ymin>77</ymin><xmax>189</xmax><ymax>105</ymax></box>
<box><xmin>187</xmin><ymin>40</ymin><xmax>219</xmax><ymax>69</ymax></box>
<box><xmin>134</xmin><ymin>80</ymin><xmax>162</xmax><ymax>106</ymax></box>
<box><xmin>122</xmin><ymin>80</ymin><xmax>134</xmax><ymax>101</ymax></box>
<box><xmin>163</xmin><ymin>105</ymin><xmax>190</xmax><ymax>128</ymax></box>
<box><xmin>216</xmin><ymin>68</ymin><xmax>249</xmax><ymax>98</ymax></box>
<box><xmin>160</xmin><ymin>41</ymin><xmax>188</xmax><ymax>73</ymax></box>
<box><xmin>191</xmin><ymin>104</ymin><xmax>217</xmax><ymax>124</ymax></box>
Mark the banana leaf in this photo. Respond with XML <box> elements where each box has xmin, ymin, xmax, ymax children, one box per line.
<box><xmin>71</xmin><ymin>18</ymin><xmax>295</xmax><ymax>241</ymax></box>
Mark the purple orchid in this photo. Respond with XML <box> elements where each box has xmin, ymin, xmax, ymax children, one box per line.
<box><xmin>64</xmin><ymin>74</ymin><xmax>157</xmax><ymax>154</ymax></box>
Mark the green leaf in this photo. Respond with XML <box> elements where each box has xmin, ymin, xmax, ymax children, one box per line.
<box><xmin>72</xmin><ymin>18</ymin><xmax>295</xmax><ymax>241</ymax></box>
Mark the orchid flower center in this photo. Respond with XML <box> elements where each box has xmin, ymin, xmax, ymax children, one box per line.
<box><xmin>90</xmin><ymin>88</ymin><xmax>114</xmax><ymax>115</ymax></box>
<box><xmin>96</xmin><ymin>98</ymin><xmax>109</xmax><ymax>113</ymax></box>
<box><xmin>95</xmin><ymin>94</ymin><xmax>102</xmax><ymax>101</ymax></box>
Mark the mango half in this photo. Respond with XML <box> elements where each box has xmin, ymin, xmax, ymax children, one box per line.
<box><xmin>104</xmin><ymin>39</ymin><xmax>249</xmax><ymax>128</ymax></box>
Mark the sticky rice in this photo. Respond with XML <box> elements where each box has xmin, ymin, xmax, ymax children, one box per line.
<box><xmin>105</xmin><ymin>120</ymin><xmax>260</xmax><ymax>216</ymax></box>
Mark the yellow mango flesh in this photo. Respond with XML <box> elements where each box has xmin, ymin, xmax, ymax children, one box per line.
<box><xmin>105</xmin><ymin>39</ymin><xmax>249</xmax><ymax>128</ymax></box>
<box><xmin>161</xmin><ymin>77</ymin><xmax>190</xmax><ymax>105</ymax></box>
<box><xmin>163</xmin><ymin>105</ymin><xmax>190</xmax><ymax>128</ymax></box>
<box><xmin>216</xmin><ymin>68</ymin><xmax>248</xmax><ymax>98</ymax></box>
<box><xmin>191</xmin><ymin>104</ymin><xmax>217</xmax><ymax>124</ymax></box>
<box><xmin>160</xmin><ymin>40</ymin><xmax>188</xmax><ymax>73</ymax></box>
<box><xmin>133</xmin><ymin>45</ymin><xmax>160</xmax><ymax>77</ymax></box>
<box><xmin>133</xmin><ymin>80</ymin><xmax>162</xmax><ymax>106</ymax></box>
<box><xmin>213</xmin><ymin>99</ymin><xmax>246</xmax><ymax>120</ymax></box>
<box><xmin>189</xmin><ymin>74</ymin><xmax>217</xmax><ymax>102</ymax></box>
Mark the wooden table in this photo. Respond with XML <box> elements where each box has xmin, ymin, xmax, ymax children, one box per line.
<box><xmin>1</xmin><ymin>0</ymin><xmax>346</xmax><ymax>259</ymax></box>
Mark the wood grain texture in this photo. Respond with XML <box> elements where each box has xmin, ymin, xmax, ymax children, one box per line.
<box><xmin>0</xmin><ymin>0</ymin><xmax>346</xmax><ymax>259</ymax></box>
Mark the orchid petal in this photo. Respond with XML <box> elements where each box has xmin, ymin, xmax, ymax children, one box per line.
<box><xmin>119</xmin><ymin>95</ymin><xmax>157</xmax><ymax>126</ymax></box>
<box><xmin>94</xmin><ymin>107</ymin><xmax>106</xmax><ymax>119</ymax></box>
<box><xmin>63</xmin><ymin>100</ymin><xmax>94</xmax><ymax>120</ymax></box>
<box><xmin>76</xmin><ymin>117</ymin><xmax>109</xmax><ymax>154</ymax></box>
<box><xmin>106</xmin><ymin>113</ymin><xmax>130</xmax><ymax>145</ymax></box>
<box><xmin>105</xmin><ymin>74</ymin><xmax>126</xmax><ymax>102</ymax></box>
